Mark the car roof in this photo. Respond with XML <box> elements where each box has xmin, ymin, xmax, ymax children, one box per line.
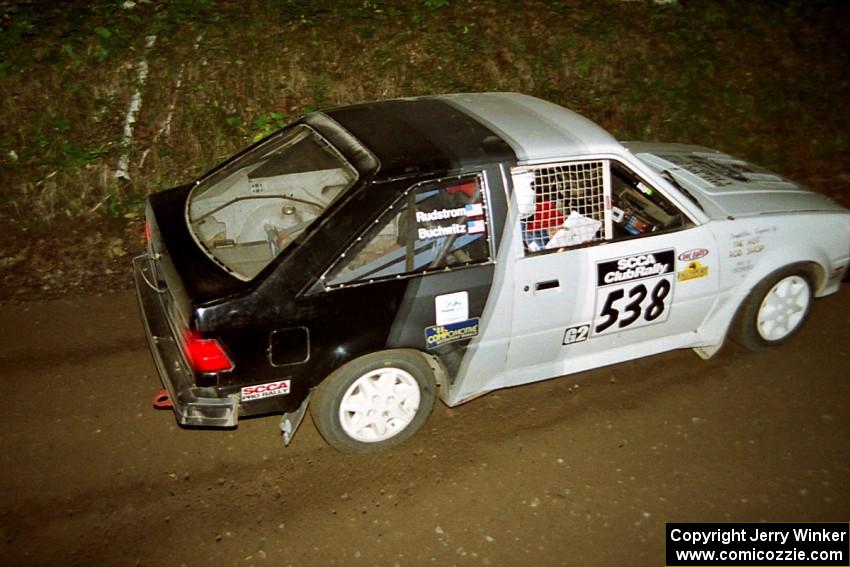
<box><xmin>322</xmin><ymin>96</ymin><xmax>516</xmax><ymax>178</ymax></box>
<box><xmin>439</xmin><ymin>92</ymin><xmax>622</xmax><ymax>164</ymax></box>
<box><xmin>321</xmin><ymin>93</ymin><xmax>623</xmax><ymax>177</ymax></box>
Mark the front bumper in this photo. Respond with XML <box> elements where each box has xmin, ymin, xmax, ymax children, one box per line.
<box><xmin>133</xmin><ymin>255</ymin><xmax>238</xmax><ymax>427</ymax></box>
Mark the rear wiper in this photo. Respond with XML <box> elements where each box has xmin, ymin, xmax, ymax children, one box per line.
<box><xmin>661</xmin><ymin>169</ymin><xmax>705</xmax><ymax>213</ymax></box>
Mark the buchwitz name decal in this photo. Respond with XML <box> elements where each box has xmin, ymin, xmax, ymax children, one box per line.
<box><xmin>418</xmin><ymin>224</ymin><xmax>467</xmax><ymax>240</ymax></box>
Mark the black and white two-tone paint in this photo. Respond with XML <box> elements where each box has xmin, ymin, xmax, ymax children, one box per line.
<box><xmin>134</xmin><ymin>93</ymin><xmax>850</xmax><ymax>452</ymax></box>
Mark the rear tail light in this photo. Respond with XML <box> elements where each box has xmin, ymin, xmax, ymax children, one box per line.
<box><xmin>145</xmin><ymin>220</ymin><xmax>152</xmax><ymax>244</ymax></box>
<box><xmin>182</xmin><ymin>330</ymin><xmax>234</xmax><ymax>373</ymax></box>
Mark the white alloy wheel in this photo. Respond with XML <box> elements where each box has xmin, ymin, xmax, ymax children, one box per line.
<box><xmin>755</xmin><ymin>275</ymin><xmax>811</xmax><ymax>341</ymax></box>
<box><xmin>338</xmin><ymin>367</ymin><xmax>421</xmax><ymax>443</ymax></box>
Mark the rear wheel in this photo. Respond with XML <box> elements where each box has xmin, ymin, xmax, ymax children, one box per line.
<box><xmin>311</xmin><ymin>350</ymin><xmax>437</xmax><ymax>453</ymax></box>
<box><xmin>732</xmin><ymin>266</ymin><xmax>813</xmax><ymax>351</ymax></box>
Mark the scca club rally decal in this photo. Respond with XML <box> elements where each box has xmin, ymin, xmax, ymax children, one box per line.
<box><xmin>241</xmin><ymin>379</ymin><xmax>291</xmax><ymax>402</ymax></box>
<box><xmin>593</xmin><ymin>249</ymin><xmax>675</xmax><ymax>336</ymax></box>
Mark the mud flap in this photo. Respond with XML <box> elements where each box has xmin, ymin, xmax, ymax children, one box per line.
<box><xmin>692</xmin><ymin>339</ymin><xmax>724</xmax><ymax>360</ymax></box>
<box><xmin>280</xmin><ymin>393</ymin><xmax>311</xmax><ymax>446</ymax></box>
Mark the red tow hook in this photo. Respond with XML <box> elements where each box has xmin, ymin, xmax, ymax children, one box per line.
<box><xmin>152</xmin><ymin>389</ymin><xmax>173</xmax><ymax>409</ymax></box>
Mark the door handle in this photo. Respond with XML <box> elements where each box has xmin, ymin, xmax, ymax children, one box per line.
<box><xmin>534</xmin><ymin>279</ymin><xmax>560</xmax><ymax>291</ymax></box>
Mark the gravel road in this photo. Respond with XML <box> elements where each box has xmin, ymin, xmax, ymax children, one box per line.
<box><xmin>1</xmin><ymin>288</ymin><xmax>848</xmax><ymax>566</ymax></box>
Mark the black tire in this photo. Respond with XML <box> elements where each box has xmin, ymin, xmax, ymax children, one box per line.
<box><xmin>310</xmin><ymin>349</ymin><xmax>437</xmax><ymax>453</ymax></box>
<box><xmin>731</xmin><ymin>265</ymin><xmax>814</xmax><ymax>352</ymax></box>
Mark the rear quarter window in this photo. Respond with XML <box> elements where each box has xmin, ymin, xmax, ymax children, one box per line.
<box><xmin>324</xmin><ymin>174</ymin><xmax>492</xmax><ymax>288</ymax></box>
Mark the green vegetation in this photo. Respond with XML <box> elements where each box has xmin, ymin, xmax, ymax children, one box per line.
<box><xmin>1</xmin><ymin>0</ymin><xmax>849</xmax><ymax>226</ymax></box>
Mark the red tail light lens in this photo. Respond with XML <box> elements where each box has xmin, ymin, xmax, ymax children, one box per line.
<box><xmin>182</xmin><ymin>331</ymin><xmax>233</xmax><ymax>373</ymax></box>
<box><xmin>144</xmin><ymin>220</ymin><xmax>152</xmax><ymax>244</ymax></box>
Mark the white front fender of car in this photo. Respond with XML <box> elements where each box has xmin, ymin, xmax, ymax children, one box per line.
<box><xmin>692</xmin><ymin>215</ymin><xmax>845</xmax><ymax>358</ymax></box>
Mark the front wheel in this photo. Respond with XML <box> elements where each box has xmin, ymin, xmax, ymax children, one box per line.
<box><xmin>731</xmin><ymin>266</ymin><xmax>814</xmax><ymax>351</ymax></box>
<box><xmin>310</xmin><ymin>350</ymin><xmax>437</xmax><ymax>453</ymax></box>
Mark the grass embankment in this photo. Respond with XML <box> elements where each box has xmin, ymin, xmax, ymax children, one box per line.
<box><xmin>0</xmin><ymin>0</ymin><xmax>848</xmax><ymax>297</ymax></box>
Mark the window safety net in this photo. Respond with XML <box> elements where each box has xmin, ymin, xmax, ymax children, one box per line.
<box><xmin>515</xmin><ymin>160</ymin><xmax>610</xmax><ymax>253</ymax></box>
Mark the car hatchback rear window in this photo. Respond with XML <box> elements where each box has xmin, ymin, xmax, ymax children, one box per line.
<box><xmin>187</xmin><ymin>126</ymin><xmax>358</xmax><ymax>280</ymax></box>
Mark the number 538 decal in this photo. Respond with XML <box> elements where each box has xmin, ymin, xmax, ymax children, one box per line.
<box><xmin>593</xmin><ymin>249</ymin><xmax>675</xmax><ymax>336</ymax></box>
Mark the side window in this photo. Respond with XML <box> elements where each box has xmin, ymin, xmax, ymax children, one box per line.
<box><xmin>324</xmin><ymin>174</ymin><xmax>492</xmax><ymax>287</ymax></box>
<box><xmin>513</xmin><ymin>160</ymin><xmax>608</xmax><ymax>255</ymax></box>
<box><xmin>512</xmin><ymin>160</ymin><xmax>690</xmax><ymax>256</ymax></box>
<box><xmin>609</xmin><ymin>162</ymin><xmax>691</xmax><ymax>239</ymax></box>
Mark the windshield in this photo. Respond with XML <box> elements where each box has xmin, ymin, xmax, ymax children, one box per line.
<box><xmin>187</xmin><ymin>125</ymin><xmax>358</xmax><ymax>280</ymax></box>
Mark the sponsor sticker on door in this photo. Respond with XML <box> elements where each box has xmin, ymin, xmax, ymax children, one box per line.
<box><xmin>677</xmin><ymin>261</ymin><xmax>709</xmax><ymax>282</ymax></box>
<box><xmin>435</xmin><ymin>291</ymin><xmax>469</xmax><ymax>326</ymax></box>
<box><xmin>678</xmin><ymin>248</ymin><xmax>709</xmax><ymax>262</ymax></box>
<box><xmin>424</xmin><ymin>318</ymin><xmax>480</xmax><ymax>349</ymax></box>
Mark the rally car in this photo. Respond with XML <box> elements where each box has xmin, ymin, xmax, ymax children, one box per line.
<box><xmin>134</xmin><ymin>92</ymin><xmax>850</xmax><ymax>452</ymax></box>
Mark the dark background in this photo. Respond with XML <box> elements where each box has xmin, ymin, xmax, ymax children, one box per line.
<box><xmin>1</xmin><ymin>0</ymin><xmax>849</xmax><ymax>300</ymax></box>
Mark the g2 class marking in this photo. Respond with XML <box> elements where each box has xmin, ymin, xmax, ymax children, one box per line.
<box><xmin>562</xmin><ymin>323</ymin><xmax>590</xmax><ymax>345</ymax></box>
<box><xmin>593</xmin><ymin>249</ymin><xmax>675</xmax><ymax>336</ymax></box>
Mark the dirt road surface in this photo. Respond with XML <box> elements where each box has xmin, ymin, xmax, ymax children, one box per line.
<box><xmin>1</xmin><ymin>288</ymin><xmax>848</xmax><ymax>567</ymax></box>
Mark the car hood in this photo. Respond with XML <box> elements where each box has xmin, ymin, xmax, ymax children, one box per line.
<box><xmin>623</xmin><ymin>142</ymin><xmax>847</xmax><ymax>219</ymax></box>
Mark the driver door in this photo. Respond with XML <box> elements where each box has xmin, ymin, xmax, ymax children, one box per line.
<box><xmin>504</xmin><ymin>158</ymin><xmax>719</xmax><ymax>386</ymax></box>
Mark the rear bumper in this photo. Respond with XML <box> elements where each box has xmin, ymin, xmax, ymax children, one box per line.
<box><xmin>133</xmin><ymin>255</ymin><xmax>238</xmax><ymax>427</ymax></box>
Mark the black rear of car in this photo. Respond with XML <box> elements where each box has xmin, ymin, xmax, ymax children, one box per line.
<box><xmin>134</xmin><ymin>117</ymin><xmax>372</xmax><ymax>427</ymax></box>
<box><xmin>133</xmin><ymin>97</ymin><xmax>513</xmax><ymax>447</ymax></box>
<box><xmin>134</xmin><ymin>188</ymin><xmax>245</xmax><ymax>426</ymax></box>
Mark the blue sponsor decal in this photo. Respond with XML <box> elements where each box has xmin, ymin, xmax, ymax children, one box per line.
<box><xmin>424</xmin><ymin>318</ymin><xmax>480</xmax><ymax>349</ymax></box>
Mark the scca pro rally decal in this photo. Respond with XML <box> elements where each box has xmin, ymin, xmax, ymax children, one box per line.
<box><xmin>424</xmin><ymin>318</ymin><xmax>479</xmax><ymax>349</ymax></box>
<box><xmin>241</xmin><ymin>379</ymin><xmax>291</xmax><ymax>402</ymax></box>
<box><xmin>593</xmin><ymin>249</ymin><xmax>675</xmax><ymax>336</ymax></box>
